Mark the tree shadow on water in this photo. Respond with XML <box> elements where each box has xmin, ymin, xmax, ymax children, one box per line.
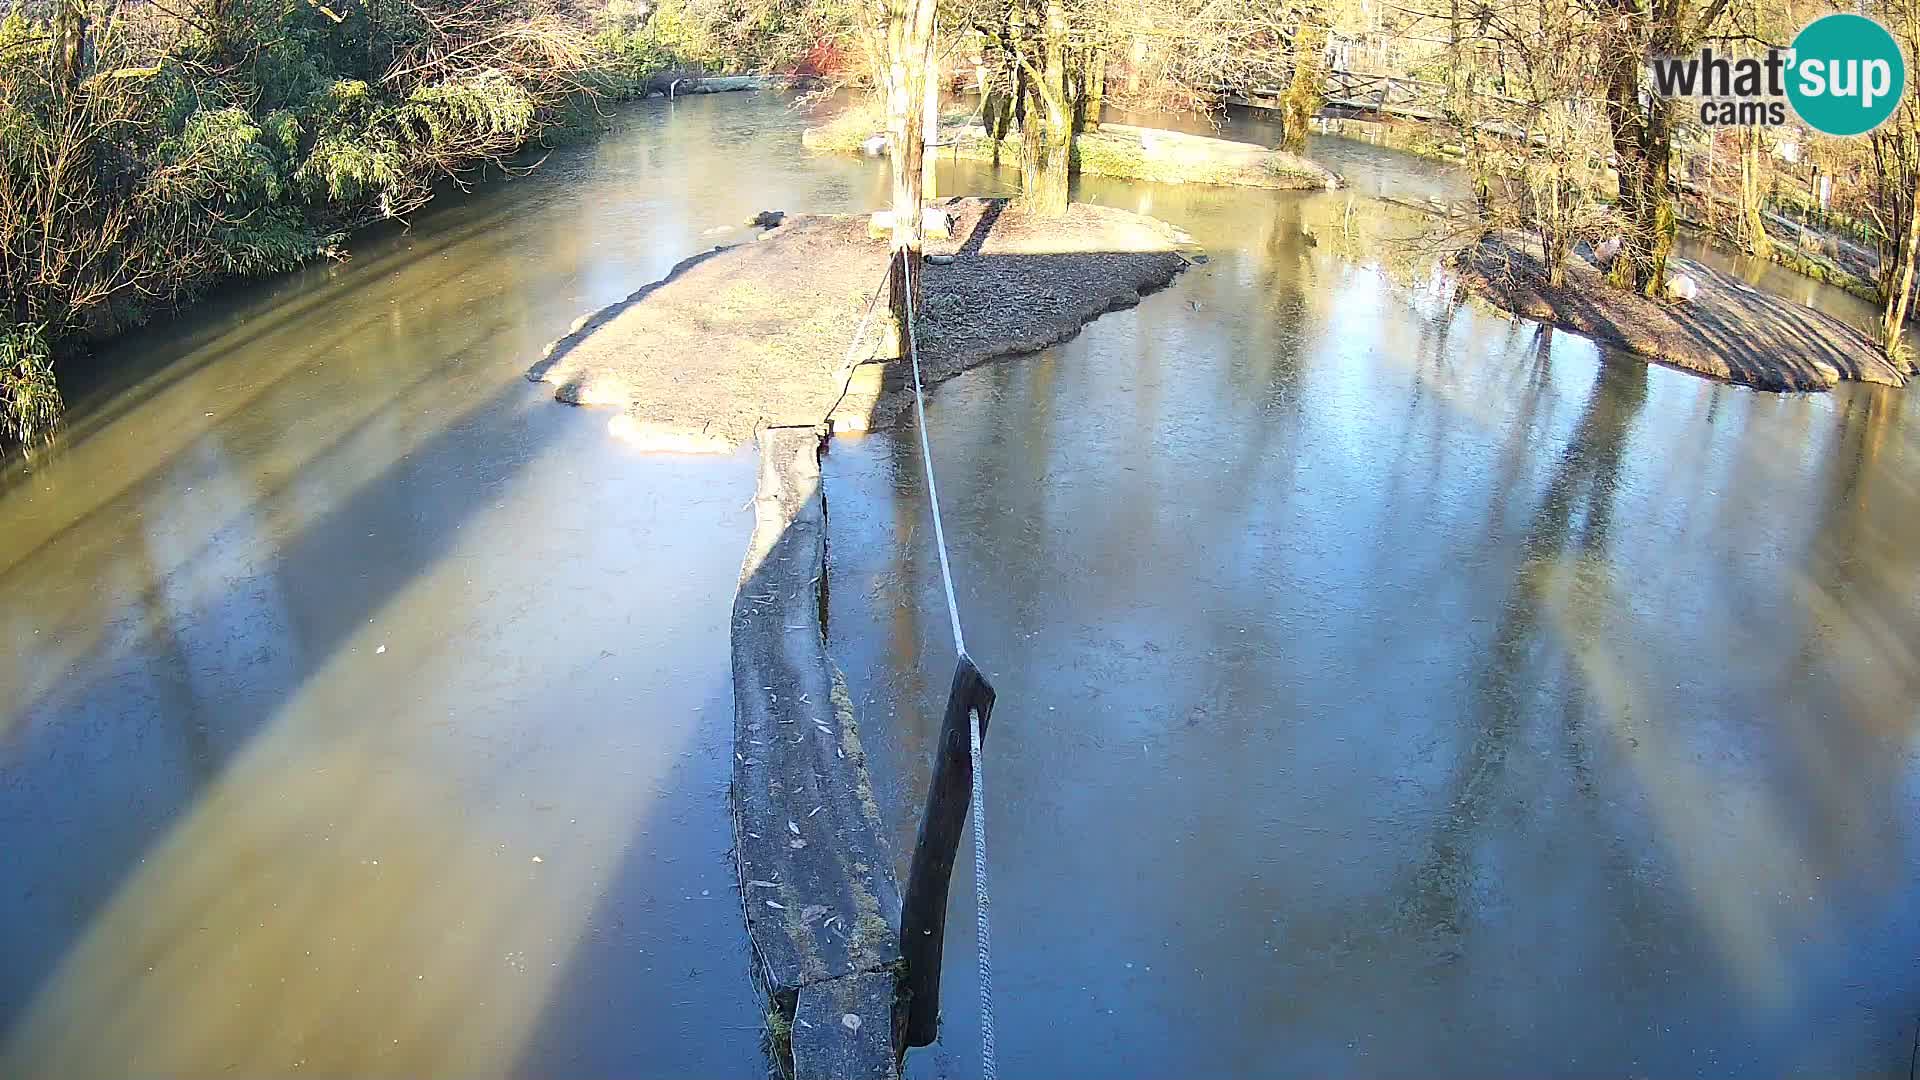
<box><xmin>0</xmin><ymin>369</ymin><xmax>602</xmax><ymax>1074</ymax></box>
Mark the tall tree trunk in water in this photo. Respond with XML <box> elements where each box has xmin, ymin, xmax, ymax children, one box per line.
<box><xmin>1018</xmin><ymin>0</ymin><xmax>1072</xmax><ymax>216</ymax></box>
<box><xmin>886</xmin><ymin>0</ymin><xmax>936</xmax><ymax>345</ymax></box>
<box><xmin>1280</xmin><ymin>4</ymin><xmax>1328</xmax><ymax>152</ymax></box>
<box><xmin>1738</xmin><ymin>125</ymin><xmax>1771</xmax><ymax>258</ymax></box>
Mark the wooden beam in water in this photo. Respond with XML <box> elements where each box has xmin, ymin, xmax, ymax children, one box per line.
<box><xmin>899</xmin><ymin>654</ymin><xmax>996</xmax><ymax>1048</ymax></box>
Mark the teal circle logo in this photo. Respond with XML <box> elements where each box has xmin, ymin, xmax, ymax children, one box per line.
<box><xmin>1787</xmin><ymin>14</ymin><xmax>1905</xmax><ymax>136</ymax></box>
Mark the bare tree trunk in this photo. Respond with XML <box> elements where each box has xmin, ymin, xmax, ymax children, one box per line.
<box><xmin>1882</xmin><ymin>174</ymin><xmax>1920</xmax><ymax>355</ymax></box>
<box><xmin>971</xmin><ymin>29</ymin><xmax>988</xmax><ymax>98</ymax></box>
<box><xmin>1870</xmin><ymin>6</ymin><xmax>1920</xmax><ymax>362</ymax></box>
<box><xmin>1739</xmin><ymin>125</ymin><xmax>1771</xmax><ymax>258</ymax></box>
<box><xmin>49</xmin><ymin>0</ymin><xmax>89</xmax><ymax>90</ymax></box>
<box><xmin>1704</xmin><ymin>131</ymin><xmax>1718</xmax><ymax>232</ymax></box>
<box><xmin>1445</xmin><ymin>1</ymin><xmax>1493</xmax><ymax>231</ymax></box>
<box><xmin>1018</xmin><ymin>0</ymin><xmax>1072</xmax><ymax>215</ymax></box>
<box><xmin>1020</xmin><ymin>97</ymin><xmax>1071</xmax><ymax>215</ymax></box>
<box><xmin>887</xmin><ymin>0</ymin><xmax>936</xmax><ymax>345</ymax></box>
<box><xmin>1605</xmin><ymin>45</ymin><xmax>1674</xmax><ymax>297</ymax></box>
<box><xmin>923</xmin><ymin>43</ymin><xmax>939</xmax><ymax>203</ymax></box>
<box><xmin>1602</xmin><ymin>0</ymin><xmax>1723</xmax><ymax>296</ymax></box>
<box><xmin>1083</xmin><ymin>50</ymin><xmax>1105</xmax><ymax>132</ymax></box>
<box><xmin>1280</xmin><ymin>3</ymin><xmax>1328</xmax><ymax>152</ymax></box>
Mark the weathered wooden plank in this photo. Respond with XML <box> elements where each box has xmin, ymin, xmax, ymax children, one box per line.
<box><xmin>898</xmin><ymin>655</ymin><xmax>996</xmax><ymax>1047</ymax></box>
<box><xmin>731</xmin><ymin>426</ymin><xmax>905</xmax><ymax>1077</ymax></box>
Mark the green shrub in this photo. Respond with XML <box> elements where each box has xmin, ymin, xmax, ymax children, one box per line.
<box><xmin>1</xmin><ymin>326</ymin><xmax>62</xmax><ymax>446</ymax></box>
<box><xmin>0</xmin><ymin>0</ymin><xmax>822</xmax><ymax>443</ymax></box>
<box><xmin>402</xmin><ymin>73</ymin><xmax>538</xmax><ymax>152</ymax></box>
<box><xmin>297</xmin><ymin>131</ymin><xmax>409</xmax><ymax>206</ymax></box>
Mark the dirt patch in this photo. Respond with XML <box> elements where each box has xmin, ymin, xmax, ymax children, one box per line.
<box><xmin>1458</xmin><ymin>231</ymin><xmax>1915</xmax><ymax>392</ymax></box>
<box><xmin>527</xmin><ymin>198</ymin><xmax>1191</xmax><ymax>447</ymax></box>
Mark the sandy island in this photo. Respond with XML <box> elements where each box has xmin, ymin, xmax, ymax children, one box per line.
<box><xmin>1459</xmin><ymin>231</ymin><xmax>1915</xmax><ymax>392</ymax></box>
<box><xmin>526</xmin><ymin>197</ymin><xmax>1191</xmax><ymax>449</ymax></box>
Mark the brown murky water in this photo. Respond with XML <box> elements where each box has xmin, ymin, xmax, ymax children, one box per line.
<box><xmin>826</xmin><ymin>144</ymin><xmax>1920</xmax><ymax>1076</ymax></box>
<box><xmin>0</xmin><ymin>92</ymin><xmax>905</xmax><ymax>1078</ymax></box>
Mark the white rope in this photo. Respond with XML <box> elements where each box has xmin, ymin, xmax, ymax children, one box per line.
<box><xmin>968</xmin><ymin>702</ymin><xmax>996</xmax><ymax>1080</ymax></box>
<box><xmin>825</xmin><ymin>269</ymin><xmax>895</xmax><ymax>422</ymax></box>
<box><xmin>900</xmin><ymin>252</ymin><xmax>967</xmax><ymax>658</ymax></box>
<box><xmin>899</xmin><ymin>250</ymin><xmax>995</xmax><ymax>1080</ymax></box>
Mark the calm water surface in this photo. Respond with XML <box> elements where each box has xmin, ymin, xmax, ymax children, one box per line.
<box><xmin>826</xmin><ymin>148</ymin><xmax>1920</xmax><ymax>1078</ymax></box>
<box><xmin>0</xmin><ymin>92</ymin><xmax>894</xmax><ymax>1078</ymax></box>
<box><xmin>2</xmin><ymin>89</ymin><xmax>1916</xmax><ymax>1078</ymax></box>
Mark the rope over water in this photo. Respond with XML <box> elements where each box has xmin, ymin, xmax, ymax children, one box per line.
<box><xmin>899</xmin><ymin>250</ymin><xmax>997</xmax><ymax>1080</ymax></box>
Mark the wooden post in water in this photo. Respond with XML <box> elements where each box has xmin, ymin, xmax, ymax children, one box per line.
<box><xmin>900</xmin><ymin>654</ymin><xmax>996</xmax><ymax>1047</ymax></box>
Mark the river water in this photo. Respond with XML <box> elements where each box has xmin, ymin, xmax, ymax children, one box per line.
<box><xmin>2</xmin><ymin>91</ymin><xmax>1916</xmax><ymax>1077</ymax></box>
<box><xmin>0</xmin><ymin>93</ymin><xmax>900</xmax><ymax>1077</ymax></box>
<box><xmin>826</xmin><ymin>118</ymin><xmax>1920</xmax><ymax>1076</ymax></box>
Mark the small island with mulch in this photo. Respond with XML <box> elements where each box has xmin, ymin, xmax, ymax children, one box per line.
<box><xmin>525</xmin><ymin>197</ymin><xmax>1192</xmax><ymax>449</ymax></box>
<box><xmin>1458</xmin><ymin>231</ymin><xmax>1916</xmax><ymax>392</ymax></box>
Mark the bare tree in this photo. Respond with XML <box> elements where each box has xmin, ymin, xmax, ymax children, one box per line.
<box><xmin>1867</xmin><ymin>0</ymin><xmax>1920</xmax><ymax>358</ymax></box>
<box><xmin>1277</xmin><ymin>0</ymin><xmax>1326</xmax><ymax>150</ymax></box>
<box><xmin>1597</xmin><ymin>0</ymin><xmax>1733</xmax><ymax>296</ymax></box>
<box><xmin>883</xmin><ymin>0</ymin><xmax>936</xmax><ymax>324</ymax></box>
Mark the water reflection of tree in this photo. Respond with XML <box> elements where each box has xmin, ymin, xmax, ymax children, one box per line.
<box><xmin>1398</xmin><ymin>358</ymin><xmax>1647</xmax><ymax>939</ymax></box>
<box><xmin>1209</xmin><ymin>194</ymin><xmax>1315</xmax><ymax>506</ymax></box>
<box><xmin>1204</xmin><ymin>356</ymin><xmax>1653</xmax><ymax>1068</ymax></box>
<box><xmin>1773</xmin><ymin>385</ymin><xmax>1920</xmax><ymax>887</ymax></box>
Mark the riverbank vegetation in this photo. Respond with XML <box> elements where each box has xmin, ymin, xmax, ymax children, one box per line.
<box><xmin>0</xmin><ymin>0</ymin><xmax>623</xmax><ymax>443</ymax></box>
<box><xmin>12</xmin><ymin>0</ymin><xmax>1920</xmax><ymax>442</ymax></box>
<box><xmin>0</xmin><ymin>0</ymin><xmax>851</xmax><ymax>447</ymax></box>
<box><xmin>1422</xmin><ymin>0</ymin><xmax>1920</xmax><ymax>374</ymax></box>
<box><xmin>818</xmin><ymin>0</ymin><xmax>1920</xmax><ymax>376</ymax></box>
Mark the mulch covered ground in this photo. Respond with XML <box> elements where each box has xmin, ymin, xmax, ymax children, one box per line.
<box><xmin>1459</xmin><ymin>231</ymin><xmax>1914</xmax><ymax>392</ymax></box>
<box><xmin>526</xmin><ymin>197</ymin><xmax>1191</xmax><ymax>450</ymax></box>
